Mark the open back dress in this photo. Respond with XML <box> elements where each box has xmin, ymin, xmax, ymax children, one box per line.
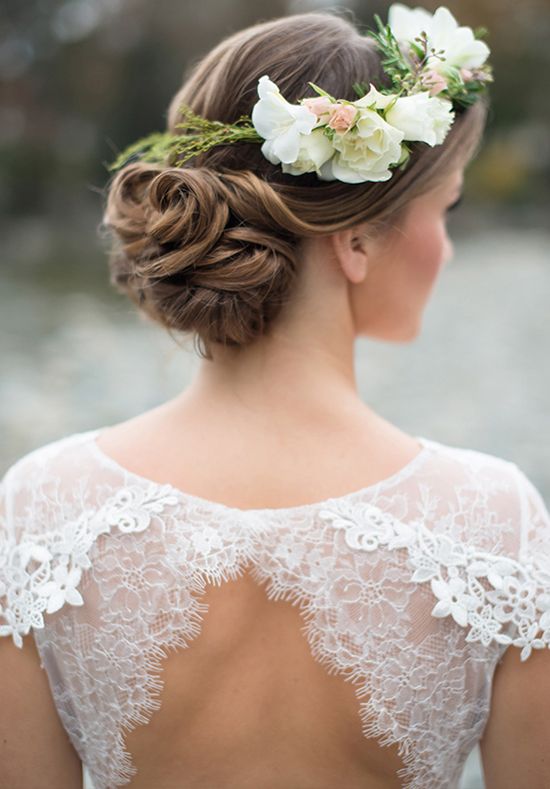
<box><xmin>1</xmin><ymin>427</ymin><xmax>549</xmax><ymax>788</ymax></box>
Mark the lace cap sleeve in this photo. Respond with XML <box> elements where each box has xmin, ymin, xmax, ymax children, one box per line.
<box><xmin>514</xmin><ymin>465</ymin><xmax>550</xmax><ymax>564</ymax></box>
<box><xmin>502</xmin><ymin>464</ymin><xmax>550</xmax><ymax>660</ymax></box>
<box><xmin>0</xmin><ymin>464</ymin><xmax>56</xmax><ymax>649</ymax></box>
<box><xmin>0</xmin><ymin>444</ymin><xmax>92</xmax><ymax>650</ymax></box>
<box><xmin>0</xmin><ymin>467</ymin><xmax>26</xmax><ymax>647</ymax></box>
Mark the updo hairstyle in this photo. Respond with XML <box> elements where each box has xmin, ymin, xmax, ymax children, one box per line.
<box><xmin>101</xmin><ymin>11</ymin><xmax>488</xmax><ymax>360</ymax></box>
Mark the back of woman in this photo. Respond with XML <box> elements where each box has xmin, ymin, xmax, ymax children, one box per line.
<box><xmin>1</xmin><ymin>5</ymin><xmax>549</xmax><ymax>789</ymax></box>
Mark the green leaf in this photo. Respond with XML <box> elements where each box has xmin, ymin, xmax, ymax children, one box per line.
<box><xmin>372</xmin><ymin>13</ymin><xmax>385</xmax><ymax>36</ymax></box>
<box><xmin>396</xmin><ymin>143</ymin><xmax>411</xmax><ymax>168</ymax></box>
<box><xmin>307</xmin><ymin>82</ymin><xmax>334</xmax><ymax>100</ymax></box>
<box><xmin>352</xmin><ymin>81</ymin><xmax>369</xmax><ymax>98</ymax></box>
<box><xmin>409</xmin><ymin>41</ymin><xmax>425</xmax><ymax>60</ymax></box>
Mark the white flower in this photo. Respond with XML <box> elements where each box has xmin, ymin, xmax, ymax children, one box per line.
<box><xmin>388</xmin><ymin>2</ymin><xmax>433</xmax><ymax>43</ymax></box>
<box><xmin>429</xmin><ymin>7</ymin><xmax>490</xmax><ymax>71</ymax></box>
<box><xmin>18</xmin><ymin>541</ymin><xmax>52</xmax><ymax>569</ymax></box>
<box><xmin>251</xmin><ymin>75</ymin><xmax>318</xmax><ymax>164</ymax></box>
<box><xmin>388</xmin><ymin>4</ymin><xmax>490</xmax><ymax>72</ymax></box>
<box><xmin>0</xmin><ymin>608</ymin><xmax>24</xmax><ymax>649</ymax></box>
<box><xmin>319</xmin><ymin>107</ymin><xmax>405</xmax><ymax>183</ymax></box>
<box><xmin>512</xmin><ymin>619</ymin><xmax>547</xmax><ymax>662</ymax></box>
<box><xmin>469</xmin><ymin>557</ymin><xmax>518</xmax><ymax>589</ymax></box>
<box><xmin>281</xmin><ymin>127</ymin><xmax>334</xmax><ymax>177</ymax></box>
<box><xmin>430</xmin><ymin>575</ymin><xmax>477</xmax><ymax>627</ymax></box>
<box><xmin>465</xmin><ymin>604</ymin><xmax>503</xmax><ymax>647</ymax></box>
<box><xmin>37</xmin><ymin>564</ymin><xmax>84</xmax><ymax>615</ymax></box>
<box><xmin>104</xmin><ymin>487</ymin><xmax>152</xmax><ymax>533</ymax></box>
<box><xmin>486</xmin><ymin>576</ymin><xmax>537</xmax><ymax>625</ymax></box>
<box><xmin>191</xmin><ymin>526</ymin><xmax>224</xmax><ymax>555</ymax></box>
<box><xmin>353</xmin><ymin>83</ymin><xmax>396</xmax><ymax>112</ymax></box>
<box><xmin>385</xmin><ymin>92</ymin><xmax>454</xmax><ymax>145</ymax></box>
<box><xmin>272</xmin><ymin>540</ymin><xmax>306</xmax><ymax>570</ymax></box>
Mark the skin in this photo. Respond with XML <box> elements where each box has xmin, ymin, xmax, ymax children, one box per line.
<box><xmin>345</xmin><ymin>176</ymin><xmax>457</xmax><ymax>343</ymax></box>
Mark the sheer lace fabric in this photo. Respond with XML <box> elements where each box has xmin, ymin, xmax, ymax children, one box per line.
<box><xmin>1</xmin><ymin>428</ymin><xmax>549</xmax><ymax>789</ymax></box>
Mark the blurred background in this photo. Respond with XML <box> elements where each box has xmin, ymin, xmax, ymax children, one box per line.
<box><xmin>1</xmin><ymin>2</ymin><xmax>549</xmax><ymax>785</ymax></box>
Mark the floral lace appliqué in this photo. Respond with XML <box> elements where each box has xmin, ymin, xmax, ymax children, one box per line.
<box><xmin>319</xmin><ymin>501</ymin><xmax>550</xmax><ymax>661</ymax></box>
<box><xmin>0</xmin><ymin>484</ymin><xmax>178</xmax><ymax>647</ymax></box>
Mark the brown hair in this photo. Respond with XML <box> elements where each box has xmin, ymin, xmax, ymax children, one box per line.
<box><xmin>101</xmin><ymin>10</ymin><xmax>488</xmax><ymax>360</ymax></box>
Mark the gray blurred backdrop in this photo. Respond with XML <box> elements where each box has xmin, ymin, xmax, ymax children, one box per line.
<box><xmin>1</xmin><ymin>2</ymin><xmax>549</xmax><ymax>786</ymax></box>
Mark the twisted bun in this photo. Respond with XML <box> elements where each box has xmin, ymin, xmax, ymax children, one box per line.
<box><xmin>104</xmin><ymin>163</ymin><xmax>314</xmax><ymax>357</ymax></box>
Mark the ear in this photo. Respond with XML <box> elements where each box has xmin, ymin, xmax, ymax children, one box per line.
<box><xmin>329</xmin><ymin>224</ymin><xmax>370</xmax><ymax>284</ymax></box>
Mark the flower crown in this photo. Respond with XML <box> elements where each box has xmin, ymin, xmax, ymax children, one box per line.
<box><xmin>107</xmin><ymin>3</ymin><xmax>492</xmax><ymax>185</ymax></box>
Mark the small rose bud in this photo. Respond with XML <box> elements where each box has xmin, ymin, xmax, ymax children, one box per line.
<box><xmin>302</xmin><ymin>96</ymin><xmax>334</xmax><ymax>118</ymax></box>
<box><xmin>460</xmin><ymin>68</ymin><xmax>474</xmax><ymax>82</ymax></box>
<box><xmin>422</xmin><ymin>69</ymin><xmax>448</xmax><ymax>96</ymax></box>
<box><xmin>327</xmin><ymin>103</ymin><xmax>357</xmax><ymax>133</ymax></box>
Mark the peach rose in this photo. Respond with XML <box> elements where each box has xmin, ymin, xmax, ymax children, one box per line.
<box><xmin>302</xmin><ymin>96</ymin><xmax>334</xmax><ymax>119</ymax></box>
<box><xmin>327</xmin><ymin>103</ymin><xmax>357</xmax><ymax>133</ymax></box>
<box><xmin>422</xmin><ymin>69</ymin><xmax>448</xmax><ymax>96</ymax></box>
<box><xmin>460</xmin><ymin>68</ymin><xmax>474</xmax><ymax>82</ymax></box>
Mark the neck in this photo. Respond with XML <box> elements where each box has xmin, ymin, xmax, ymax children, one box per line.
<box><xmin>176</xmin><ymin>284</ymin><xmax>366</xmax><ymax>426</ymax></box>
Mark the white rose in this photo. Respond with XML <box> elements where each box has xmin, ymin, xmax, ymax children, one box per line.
<box><xmin>385</xmin><ymin>92</ymin><xmax>455</xmax><ymax>145</ymax></box>
<box><xmin>387</xmin><ymin>4</ymin><xmax>490</xmax><ymax>72</ymax></box>
<box><xmin>319</xmin><ymin>108</ymin><xmax>405</xmax><ymax>184</ymax></box>
<box><xmin>251</xmin><ymin>74</ymin><xmax>318</xmax><ymax>164</ymax></box>
<box><xmin>281</xmin><ymin>127</ymin><xmax>334</xmax><ymax>177</ymax></box>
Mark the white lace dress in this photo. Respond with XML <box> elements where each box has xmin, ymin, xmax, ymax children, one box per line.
<box><xmin>1</xmin><ymin>428</ymin><xmax>550</xmax><ymax>789</ymax></box>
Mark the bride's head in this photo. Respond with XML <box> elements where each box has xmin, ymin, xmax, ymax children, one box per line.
<box><xmin>102</xmin><ymin>10</ymin><xmax>488</xmax><ymax>359</ymax></box>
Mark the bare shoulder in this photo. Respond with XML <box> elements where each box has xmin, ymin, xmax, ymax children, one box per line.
<box><xmin>480</xmin><ymin>645</ymin><xmax>550</xmax><ymax>789</ymax></box>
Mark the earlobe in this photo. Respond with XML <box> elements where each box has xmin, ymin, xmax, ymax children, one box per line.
<box><xmin>331</xmin><ymin>228</ymin><xmax>369</xmax><ymax>284</ymax></box>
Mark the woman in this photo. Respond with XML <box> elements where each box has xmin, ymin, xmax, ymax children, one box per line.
<box><xmin>1</xmin><ymin>6</ymin><xmax>549</xmax><ymax>789</ymax></box>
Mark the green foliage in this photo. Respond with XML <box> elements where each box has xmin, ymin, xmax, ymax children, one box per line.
<box><xmin>366</xmin><ymin>13</ymin><xmax>421</xmax><ymax>95</ymax></box>
<box><xmin>352</xmin><ymin>82</ymin><xmax>368</xmax><ymax>99</ymax></box>
<box><xmin>474</xmin><ymin>26</ymin><xmax>489</xmax><ymax>40</ymax></box>
<box><xmin>307</xmin><ymin>82</ymin><xmax>334</xmax><ymax>100</ymax></box>
<box><xmin>107</xmin><ymin>105</ymin><xmax>262</xmax><ymax>172</ymax></box>
<box><xmin>365</xmin><ymin>13</ymin><xmax>492</xmax><ymax>110</ymax></box>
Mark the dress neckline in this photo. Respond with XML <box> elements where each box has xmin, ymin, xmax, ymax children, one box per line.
<box><xmin>81</xmin><ymin>427</ymin><xmax>435</xmax><ymax>517</ymax></box>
